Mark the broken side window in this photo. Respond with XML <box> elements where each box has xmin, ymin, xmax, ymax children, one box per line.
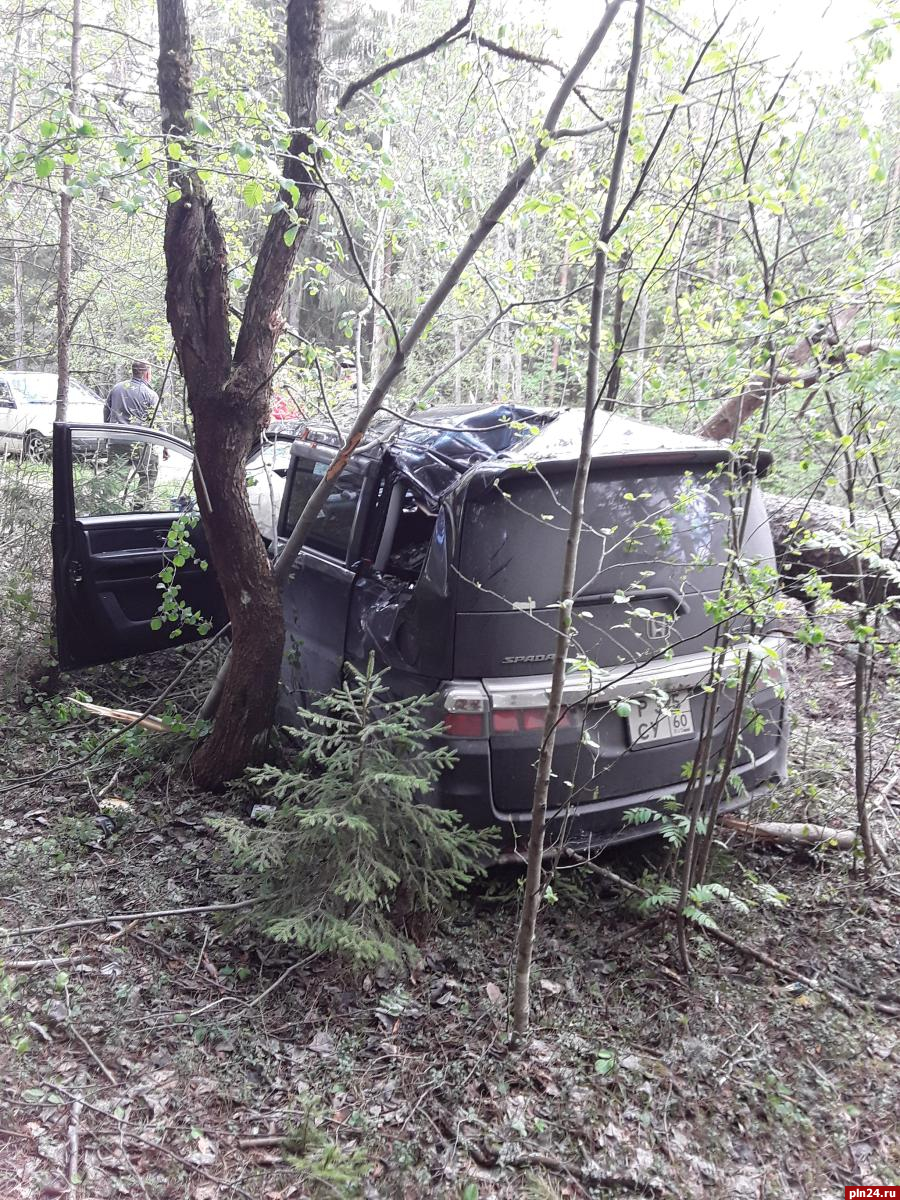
<box><xmin>379</xmin><ymin>486</ymin><xmax>436</xmax><ymax>583</ymax></box>
<box><xmin>283</xmin><ymin>457</ymin><xmax>367</xmax><ymax>561</ymax></box>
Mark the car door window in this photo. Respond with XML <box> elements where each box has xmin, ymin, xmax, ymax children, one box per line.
<box><xmin>0</xmin><ymin>381</ymin><xmax>14</xmax><ymax>407</ymax></box>
<box><xmin>74</xmin><ymin>429</ymin><xmax>196</xmax><ymax>518</ymax></box>
<box><xmin>282</xmin><ymin>457</ymin><xmax>366</xmax><ymax>561</ymax></box>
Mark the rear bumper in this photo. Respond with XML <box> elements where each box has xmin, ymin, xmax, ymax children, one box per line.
<box><xmin>435</xmin><ymin>694</ymin><xmax>789</xmax><ymax>854</ymax></box>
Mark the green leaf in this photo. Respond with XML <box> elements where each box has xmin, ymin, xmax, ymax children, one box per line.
<box><xmin>166</xmin><ymin>187</ymin><xmax>182</xmax><ymax>203</ymax></box>
<box><xmin>167</xmin><ymin>140</ymin><xmax>182</xmax><ymax>161</ymax></box>
<box><xmin>35</xmin><ymin>156</ymin><xmax>56</xmax><ymax>179</ymax></box>
<box><xmin>192</xmin><ymin>112</ymin><xmax>213</xmax><ymax>137</ymax></box>
<box><xmin>379</xmin><ymin>172</ymin><xmax>395</xmax><ymax>192</ymax></box>
<box><xmin>283</xmin><ymin>224</ymin><xmax>299</xmax><ymax>247</ymax></box>
<box><xmin>243</xmin><ymin>179</ymin><xmax>265</xmax><ymax>207</ymax></box>
<box><xmin>594</xmin><ymin>1050</ymin><xmax>616</xmax><ymax>1075</ymax></box>
<box><xmin>150</xmin><ymin>618</ymin><xmax>163</xmax><ymax>631</ymax></box>
<box><xmin>567</xmin><ymin>236</ymin><xmax>593</xmax><ymax>255</ymax></box>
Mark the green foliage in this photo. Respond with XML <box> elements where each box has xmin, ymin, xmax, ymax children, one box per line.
<box><xmin>212</xmin><ymin>657</ymin><xmax>495</xmax><ymax>968</ymax></box>
<box><xmin>151</xmin><ymin>513</ymin><xmax>212</xmax><ymax>639</ymax></box>
<box><xmin>623</xmin><ymin>798</ymin><xmax>704</xmax><ymax>849</ymax></box>
<box><xmin>0</xmin><ymin>460</ymin><xmax>56</xmax><ymax>693</ymax></box>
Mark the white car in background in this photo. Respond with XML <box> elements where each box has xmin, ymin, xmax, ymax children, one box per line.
<box><xmin>0</xmin><ymin>371</ymin><xmax>105</xmax><ymax>461</ymax></box>
<box><xmin>246</xmin><ymin>436</ymin><xmax>293</xmax><ymax>544</ymax></box>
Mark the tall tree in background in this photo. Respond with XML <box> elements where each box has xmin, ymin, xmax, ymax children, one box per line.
<box><xmin>54</xmin><ymin>0</ymin><xmax>81</xmax><ymax>422</ymax></box>
<box><xmin>6</xmin><ymin>0</ymin><xmax>26</xmax><ymax>371</ymax></box>
<box><xmin>156</xmin><ymin>0</ymin><xmax>323</xmax><ymax>785</ymax></box>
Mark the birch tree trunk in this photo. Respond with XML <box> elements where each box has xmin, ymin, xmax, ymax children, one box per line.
<box><xmin>633</xmin><ymin>286</ymin><xmax>648</xmax><ymax>418</ymax></box>
<box><xmin>55</xmin><ymin>0</ymin><xmax>81</xmax><ymax>423</ymax></box>
<box><xmin>6</xmin><ymin>0</ymin><xmax>26</xmax><ymax>370</ymax></box>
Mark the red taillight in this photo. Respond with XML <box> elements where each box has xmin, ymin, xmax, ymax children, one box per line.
<box><xmin>443</xmin><ymin>712</ymin><xmax>485</xmax><ymax>738</ymax></box>
<box><xmin>490</xmin><ymin>707</ymin><xmax>571</xmax><ymax>734</ymax></box>
<box><xmin>491</xmin><ymin>709</ymin><xmax>520</xmax><ymax>734</ymax></box>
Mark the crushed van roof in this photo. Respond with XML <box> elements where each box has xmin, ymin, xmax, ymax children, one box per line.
<box><xmin>378</xmin><ymin>403</ymin><xmax>741</xmax><ymax>509</ymax></box>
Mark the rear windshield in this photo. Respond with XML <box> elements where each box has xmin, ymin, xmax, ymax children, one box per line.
<box><xmin>283</xmin><ymin>457</ymin><xmax>367</xmax><ymax>560</ymax></box>
<box><xmin>457</xmin><ymin>464</ymin><xmax>738</xmax><ymax>611</ymax></box>
<box><xmin>7</xmin><ymin>374</ymin><xmax>99</xmax><ymax>405</ymax></box>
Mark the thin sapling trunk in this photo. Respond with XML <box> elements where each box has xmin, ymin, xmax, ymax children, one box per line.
<box><xmin>55</xmin><ymin>0</ymin><xmax>81</xmax><ymax>423</ymax></box>
<box><xmin>510</xmin><ymin>0</ymin><xmax>645</xmax><ymax>1042</ymax></box>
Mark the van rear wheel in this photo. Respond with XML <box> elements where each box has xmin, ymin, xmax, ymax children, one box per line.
<box><xmin>23</xmin><ymin>431</ymin><xmax>50</xmax><ymax>464</ymax></box>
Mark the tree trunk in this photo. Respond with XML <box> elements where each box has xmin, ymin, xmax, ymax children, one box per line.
<box><xmin>7</xmin><ymin>0</ymin><xmax>25</xmax><ymax>370</ymax></box>
<box><xmin>511</xmin><ymin>0</ymin><xmax>643</xmax><ymax>1042</ymax></box>
<box><xmin>453</xmin><ymin>322</ymin><xmax>462</xmax><ymax>405</ymax></box>
<box><xmin>698</xmin><ymin>304</ymin><xmax>865</xmax><ymax>441</ymax></box>
<box><xmin>55</xmin><ymin>0</ymin><xmax>81</xmax><ymax>423</ymax></box>
<box><xmin>547</xmin><ymin>249</ymin><xmax>570</xmax><ymax>404</ymax></box>
<box><xmin>603</xmin><ymin>249</ymin><xmax>630</xmax><ymax>407</ymax></box>
<box><xmin>190</xmin><ymin>403</ymin><xmax>285</xmax><ymax>783</ymax></box>
<box><xmin>633</xmin><ymin>285</ymin><xmax>648</xmax><ymax>418</ymax></box>
<box><xmin>156</xmin><ymin>0</ymin><xmax>322</xmax><ymax>788</ymax></box>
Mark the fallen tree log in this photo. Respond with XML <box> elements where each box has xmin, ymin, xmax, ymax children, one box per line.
<box><xmin>762</xmin><ymin>491</ymin><xmax>900</xmax><ymax>609</ymax></box>
<box><xmin>719</xmin><ymin>814</ymin><xmax>856</xmax><ymax>850</ymax></box>
<box><xmin>69</xmin><ymin>698</ymin><xmax>168</xmax><ymax>733</ymax></box>
<box><xmin>697</xmin><ymin>304</ymin><xmax>870</xmax><ymax>441</ymax></box>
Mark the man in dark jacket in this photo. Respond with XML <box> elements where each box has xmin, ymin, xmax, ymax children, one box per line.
<box><xmin>105</xmin><ymin>360</ymin><xmax>160</xmax><ymax>509</ymax></box>
<box><xmin>105</xmin><ymin>359</ymin><xmax>158</xmax><ymax>425</ymax></box>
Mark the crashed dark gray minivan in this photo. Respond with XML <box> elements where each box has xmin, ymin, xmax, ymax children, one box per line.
<box><xmin>52</xmin><ymin>405</ymin><xmax>788</xmax><ymax>850</ymax></box>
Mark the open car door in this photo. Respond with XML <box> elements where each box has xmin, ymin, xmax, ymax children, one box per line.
<box><xmin>52</xmin><ymin>422</ymin><xmax>229</xmax><ymax>670</ymax></box>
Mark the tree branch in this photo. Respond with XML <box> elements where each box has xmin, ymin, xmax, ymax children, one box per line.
<box><xmin>316</xmin><ymin>170</ymin><xmax>401</xmax><ymax>354</ymax></box>
<box><xmin>607</xmin><ymin>7</ymin><xmax>732</xmax><ymax>240</ymax></box>
<box><xmin>471</xmin><ymin>35</ymin><xmax>607</xmax><ymax>122</ymax></box>
<box><xmin>338</xmin><ymin>0</ymin><xmax>475</xmax><ymax>111</ymax></box>
<box><xmin>232</xmin><ymin>0</ymin><xmax>323</xmax><ymax>389</ymax></box>
<box><xmin>511</xmin><ymin>0</ymin><xmax>645</xmax><ymax>1042</ymax></box>
<box><xmin>272</xmin><ymin>1</ymin><xmax>627</xmax><ymax>589</ymax></box>
<box><xmin>157</xmin><ymin>0</ymin><xmax>232</xmax><ymax>390</ymax></box>
<box><xmin>697</xmin><ymin>303</ymin><xmax>868</xmax><ymax>440</ymax></box>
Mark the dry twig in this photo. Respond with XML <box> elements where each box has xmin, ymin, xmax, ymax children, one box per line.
<box><xmin>66</xmin><ymin>1080</ymin><xmax>84</xmax><ymax>1198</ymax></box>
<box><xmin>5</xmin><ymin>898</ymin><xmax>256</xmax><ymax>940</ymax></box>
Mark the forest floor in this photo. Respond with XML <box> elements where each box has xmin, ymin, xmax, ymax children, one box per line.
<box><xmin>0</xmin><ymin>627</ymin><xmax>898</xmax><ymax>1200</ymax></box>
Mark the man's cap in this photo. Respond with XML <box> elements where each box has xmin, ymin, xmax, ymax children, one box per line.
<box><xmin>131</xmin><ymin>359</ymin><xmax>151</xmax><ymax>374</ymax></box>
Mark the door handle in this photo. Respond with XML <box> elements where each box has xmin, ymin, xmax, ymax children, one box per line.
<box><xmin>575</xmin><ymin>587</ymin><xmax>690</xmax><ymax>614</ymax></box>
<box><xmin>67</xmin><ymin>560</ymin><xmax>83</xmax><ymax>587</ymax></box>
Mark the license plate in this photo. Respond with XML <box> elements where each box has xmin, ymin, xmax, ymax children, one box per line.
<box><xmin>627</xmin><ymin>693</ymin><xmax>694</xmax><ymax>746</ymax></box>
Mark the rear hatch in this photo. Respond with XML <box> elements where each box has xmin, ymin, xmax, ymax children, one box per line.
<box><xmin>454</xmin><ymin>458</ymin><xmax>743</xmax><ymax>676</ymax></box>
<box><xmin>452</xmin><ymin>457</ymin><xmax>780</xmax><ymax>816</ymax></box>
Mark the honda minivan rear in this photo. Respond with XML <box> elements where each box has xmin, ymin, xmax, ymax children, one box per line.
<box><xmin>277</xmin><ymin>406</ymin><xmax>788</xmax><ymax>851</ymax></box>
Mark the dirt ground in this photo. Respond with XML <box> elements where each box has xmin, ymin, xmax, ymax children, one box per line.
<box><xmin>0</xmin><ymin>630</ymin><xmax>898</xmax><ymax>1200</ymax></box>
